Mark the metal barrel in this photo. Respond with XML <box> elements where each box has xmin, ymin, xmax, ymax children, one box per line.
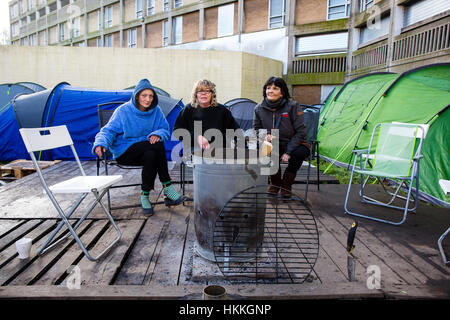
<box><xmin>193</xmin><ymin>148</ymin><xmax>268</xmax><ymax>261</ymax></box>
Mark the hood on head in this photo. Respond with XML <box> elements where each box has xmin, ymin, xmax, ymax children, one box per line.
<box><xmin>132</xmin><ymin>78</ymin><xmax>159</xmax><ymax>109</ymax></box>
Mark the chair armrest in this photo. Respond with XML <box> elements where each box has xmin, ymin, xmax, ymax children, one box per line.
<box><xmin>352</xmin><ymin>149</ymin><xmax>369</xmax><ymax>155</ymax></box>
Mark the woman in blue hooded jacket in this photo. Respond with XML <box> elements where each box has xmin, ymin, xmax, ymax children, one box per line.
<box><xmin>93</xmin><ymin>78</ymin><xmax>183</xmax><ymax>215</ymax></box>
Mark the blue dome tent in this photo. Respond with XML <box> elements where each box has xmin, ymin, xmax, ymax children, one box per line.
<box><xmin>0</xmin><ymin>83</ymin><xmax>183</xmax><ymax>162</ymax></box>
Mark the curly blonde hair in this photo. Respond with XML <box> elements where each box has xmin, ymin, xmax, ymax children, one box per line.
<box><xmin>190</xmin><ymin>79</ymin><xmax>218</xmax><ymax>108</ymax></box>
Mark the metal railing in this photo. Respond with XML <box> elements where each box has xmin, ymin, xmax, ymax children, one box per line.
<box><xmin>392</xmin><ymin>21</ymin><xmax>450</xmax><ymax>61</ymax></box>
<box><xmin>351</xmin><ymin>42</ymin><xmax>388</xmax><ymax>71</ymax></box>
<box><xmin>292</xmin><ymin>55</ymin><xmax>347</xmax><ymax>74</ymax></box>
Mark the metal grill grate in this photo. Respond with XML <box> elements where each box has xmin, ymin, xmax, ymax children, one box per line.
<box><xmin>213</xmin><ymin>185</ymin><xmax>319</xmax><ymax>284</ymax></box>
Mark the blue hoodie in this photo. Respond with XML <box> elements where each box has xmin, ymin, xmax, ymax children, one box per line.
<box><xmin>92</xmin><ymin>79</ymin><xmax>170</xmax><ymax>159</ymax></box>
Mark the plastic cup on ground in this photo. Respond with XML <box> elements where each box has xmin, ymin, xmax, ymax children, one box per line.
<box><xmin>15</xmin><ymin>238</ymin><xmax>32</xmax><ymax>259</ymax></box>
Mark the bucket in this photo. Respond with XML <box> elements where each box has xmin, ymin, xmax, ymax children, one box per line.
<box><xmin>193</xmin><ymin>148</ymin><xmax>268</xmax><ymax>261</ymax></box>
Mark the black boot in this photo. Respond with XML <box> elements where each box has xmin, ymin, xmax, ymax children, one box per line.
<box><xmin>268</xmin><ymin>168</ymin><xmax>281</xmax><ymax>195</ymax></box>
<box><xmin>280</xmin><ymin>170</ymin><xmax>296</xmax><ymax>198</ymax></box>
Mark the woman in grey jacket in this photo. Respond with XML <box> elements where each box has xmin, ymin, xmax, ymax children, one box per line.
<box><xmin>253</xmin><ymin>76</ymin><xmax>310</xmax><ymax>197</ymax></box>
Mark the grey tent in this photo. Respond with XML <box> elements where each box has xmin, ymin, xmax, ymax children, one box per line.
<box><xmin>224</xmin><ymin>98</ymin><xmax>257</xmax><ymax>130</ymax></box>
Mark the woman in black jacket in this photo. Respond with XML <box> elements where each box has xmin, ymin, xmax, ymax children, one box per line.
<box><xmin>174</xmin><ymin>79</ymin><xmax>239</xmax><ymax>151</ymax></box>
<box><xmin>253</xmin><ymin>76</ymin><xmax>310</xmax><ymax>197</ymax></box>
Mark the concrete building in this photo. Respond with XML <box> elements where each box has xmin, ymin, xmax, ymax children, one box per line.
<box><xmin>7</xmin><ymin>0</ymin><xmax>450</xmax><ymax>104</ymax></box>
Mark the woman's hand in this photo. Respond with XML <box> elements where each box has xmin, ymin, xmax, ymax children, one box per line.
<box><xmin>281</xmin><ymin>153</ymin><xmax>290</xmax><ymax>163</ymax></box>
<box><xmin>94</xmin><ymin>146</ymin><xmax>106</xmax><ymax>158</ymax></box>
<box><xmin>197</xmin><ymin>135</ymin><xmax>210</xmax><ymax>150</ymax></box>
<box><xmin>149</xmin><ymin>135</ymin><xmax>160</xmax><ymax>144</ymax></box>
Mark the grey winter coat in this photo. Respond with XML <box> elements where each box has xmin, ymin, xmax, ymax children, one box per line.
<box><xmin>253</xmin><ymin>98</ymin><xmax>310</xmax><ymax>155</ymax></box>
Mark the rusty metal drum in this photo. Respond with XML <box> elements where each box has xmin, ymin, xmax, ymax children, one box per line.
<box><xmin>193</xmin><ymin>149</ymin><xmax>268</xmax><ymax>261</ymax></box>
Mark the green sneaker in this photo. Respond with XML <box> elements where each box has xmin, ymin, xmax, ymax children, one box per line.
<box><xmin>162</xmin><ymin>183</ymin><xmax>184</xmax><ymax>207</ymax></box>
<box><xmin>141</xmin><ymin>191</ymin><xmax>154</xmax><ymax>216</ymax></box>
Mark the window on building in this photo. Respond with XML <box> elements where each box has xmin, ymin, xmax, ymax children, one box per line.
<box><xmin>59</xmin><ymin>23</ymin><xmax>65</xmax><ymax>41</ymax></box>
<box><xmin>359</xmin><ymin>15</ymin><xmax>390</xmax><ymax>44</ymax></box>
<box><xmin>105</xmin><ymin>34</ymin><xmax>113</xmax><ymax>47</ymax></box>
<box><xmin>218</xmin><ymin>4</ymin><xmax>234</xmax><ymax>37</ymax></box>
<box><xmin>163</xmin><ymin>0</ymin><xmax>169</xmax><ymax>12</ymax></box>
<box><xmin>29</xmin><ymin>34</ymin><xmax>34</xmax><ymax>46</ymax></box>
<box><xmin>97</xmin><ymin>37</ymin><xmax>102</xmax><ymax>47</ymax></box>
<box><xmin>105</xmin><ymin>6</ymin><xmax>113</xmax><ymax>28</ymax></box>
<box><xmin>327</xmin><ymin>0</ymin><xmax>350</xmax><ymax>20</ymax></box>
<box><xmin>10</xmin><ymin>4</ymin><xmax>17</xmax><ymax>19</ymax></box>
<box><xmin>269</xmin><ymin>0</ymin><xmax>286</xmax><ymax>29</ymax></box>
<box><xmin>128</xmin><ymin>28</ymin><xmax>137</xmax><ymax>48</ymax></box>
<box><xmin>11</xmin><ymin>23</ymin><xmax>17</xmax><ymax>37</ymax></box>
<box><xmin>173</xmin><ymin>16</ymin><xmax>182</xmax><ymax>44</ymax></box>
<box><xmin>404</xmin><ymin>0</ymin><xmax>450</xmax><ymax>27</ymax></box>
<box><xmin>295</xmin><ymin>32</ymin><xmax>348</xmax><ymax>55</ymax></box>
<box><xmin>162</xmin><ymin>20</ymin><xmax>168</xmax><ymax>46</ymax></box>
<box><xmin>19</xmin><ymin>0</ymin><xmax>24</xmax><ymax>15</ymax></box>
<box><xmin>43</xmin><ymin>30</ymin><xmax>47</xmax><ymax>45</ymax></box>
<box><xmin>73</xmin><ymin>16</ymin><xmax>80</xmax><ymax>37</ymax></box>
<box><xmin>28</xmin><ymin>0</ymin><xmax>33</xmax><ymax>10</ymax></box>
<box><xmin>174</xmin><ymin>0</ymin><xmax>182</xmax><ymax>8</ymax></box>
<box><xmin>359</xmin><ymin>0</ymin><xmax>374</xmax><ymax>12</ymax></box>
<box><xmin>98</xmin><ymin>10</ymin><xmax>102</xmax><ymax>30</ymax></box>
<box><xmin>20</xmin><ymin>38</ymin><xmax>25</xmax><ymax>46</ymax></box>
<box><xmin>147</xmin><ymin>0</ymin><xmax>155</xmax><ymax>15</ymax></box>
<box><xmin>136</xmin><ymin>0</ymin><xmax>143</xmax><ymax>19</ymax></box>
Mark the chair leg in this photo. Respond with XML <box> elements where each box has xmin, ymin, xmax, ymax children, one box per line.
<box><xmin>438</xmin><ymin>227</ymin><xmax>450</xmax><ymax>265</ymax></box>
<box><xmin>39</xmin><ymin>188</ymin><xmax>121</xmax><ymax>261</ymax></box>
<box><xmin>344</xmin><ymin>168</ymin><xmax>413</xmax><ymax>226</ymax></box>
<box><xmin>37</xmin><ymin>193</ymin><xmax>87</xmax><ymax>256</ymax></box>
<box><xmin>316</xmin><ymin>143</ymin><xmax>320</xmax><ymax>191</ymax></box>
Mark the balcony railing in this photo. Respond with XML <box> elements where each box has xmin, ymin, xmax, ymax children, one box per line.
<box><xmin>292</xmin><ymin>55</ymin><xmax>347</xmax><ymax>74</ymax></box>
<box><xmin>351</xmin><ymin>41</ymin><xmax>388</xmax><ymax>71</ymax></box>
<box><xmin>392</xmin><ymin>20</ymin><xmax>450</xmax><ymax>61</ymax></box>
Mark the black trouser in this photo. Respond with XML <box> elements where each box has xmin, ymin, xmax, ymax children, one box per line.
<box><xmin>116</xmin><ymin>141</ymin><xmax>171</xmax><ymax>192</ymax></box>
<box><xmin>280</xmin><ymin>144</ymin><xmax>310</xmax><ymax>174</ymax></box>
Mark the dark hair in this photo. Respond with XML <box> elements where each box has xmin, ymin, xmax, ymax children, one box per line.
<box><xmin>263</xmin><ymin>76</ymin><xmax>290</xmax><ymax>100</ymax></box>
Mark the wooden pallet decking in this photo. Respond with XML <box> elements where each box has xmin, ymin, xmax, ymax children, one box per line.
<box><xmin>0</xmin><ymin>161</ymin><xmax>448</xmax><ymax>300</ymax></box>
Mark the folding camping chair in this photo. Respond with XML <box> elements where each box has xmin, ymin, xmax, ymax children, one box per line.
<box><xmin>344</xmin><ymin>122</ymin><xmax>428</xmax><ymax>225</ymax></box>
<box><xmin>19</xmin><ymin>125</ymin><xmax>122</xmax><ymax>261</ymax></box>
<box><xmin>96</xmin><ymin>103</ymin><xmax>165</xmax><ymax>211</ymax></box>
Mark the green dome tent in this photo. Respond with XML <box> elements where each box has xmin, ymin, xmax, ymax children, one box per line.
<box><xmin>317</xmin><ymin>63</ymin><xmax>450</xmax><ymax>207</ymax></box>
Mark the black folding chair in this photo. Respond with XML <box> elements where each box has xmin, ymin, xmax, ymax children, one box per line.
<box><xmin>95</xmin><ymin>102</ymin><xmax>164</xmax><ymax>211</ymax></box>
<box><xmin>300</xmin><ymin>104</ymin><xmax>321</xmax><ymax>201</ymax></box>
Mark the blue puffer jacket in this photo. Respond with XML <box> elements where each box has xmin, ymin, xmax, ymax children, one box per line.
<box><xmin>92</xmin><ymin>79</ymin><xmax>170</xmax><ymax>159</ymax></box>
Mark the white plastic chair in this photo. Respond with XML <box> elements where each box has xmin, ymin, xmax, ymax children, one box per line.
<box><xmin>19</xmin><ymin>125</ymin><xmax>123</xmax><ymax>261</ymax></box>
<box><xmin>344</xmin><ymin>122</ymin><xmax>428</xmax><ymax>225</ymax></box>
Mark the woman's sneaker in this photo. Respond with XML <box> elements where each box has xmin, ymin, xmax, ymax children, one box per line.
<box><xmin>163</xmin><ymin>184</ymin><xmax>184</xmax><ymax>207</ymax></box>
<box><xmin>141</xmin><ymin>192</ymin><xmax>154</xmax><ymax>216</ymax></box>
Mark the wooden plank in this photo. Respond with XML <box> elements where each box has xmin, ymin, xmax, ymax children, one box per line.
<box><xmin>63</xmin><ymin>219</ymin><xmax>144</xmax><ymax>286</ymax></box>
<box><xmin>314</xmin><ymin>219</ymin><xmax>366</xmax><ymax>283</ymax></box>
<box><xmin>0</xmin><ymin>220</ymin><xmax>56</xmax><ymax>285</ymax></box>
<box><xmin>7</xmin><ymin>220</ymin><xmax>92</xmax><ymax>286</ymax></box>
<box><xmin>0</xmin><ymin>219</ymin><xmax>43</xmax><ymax>253</ymax></box>
<box><xmin>114</xmin><ymin>211</ymin><xmax>170</xmax><ymax>285</ymax></box>
<box><xmin>312</xmin><ymin>237</ymin><xmax>349</xmax><ymax>284</ymax></box>
<box><xmin>178</xmin><ymin>210</ymin><xmax>197</xmax><ymax>285</ymax></box>
<box><xmin>149</xmin><ymin>205</ymin><xmax>191</xmax><ymax>286</ymax></box>
<box><xmin>0</xmin><ymin>220</ymin><xmax>25</xmax><ymax>238</ymax></box>
<box><xmin>0</xmin><ymin>283</ymin><xmax>387</xmax><ymax>300</ymax></box>
<box><xmin>33</xmin><ymin>220</ymin><xmax>109</xmax><ymax>285</ymax></box>
<box><xmin>315</xmin><ymin>209</ymin><xmax>411</xmax><ymax>286</ymax></box>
